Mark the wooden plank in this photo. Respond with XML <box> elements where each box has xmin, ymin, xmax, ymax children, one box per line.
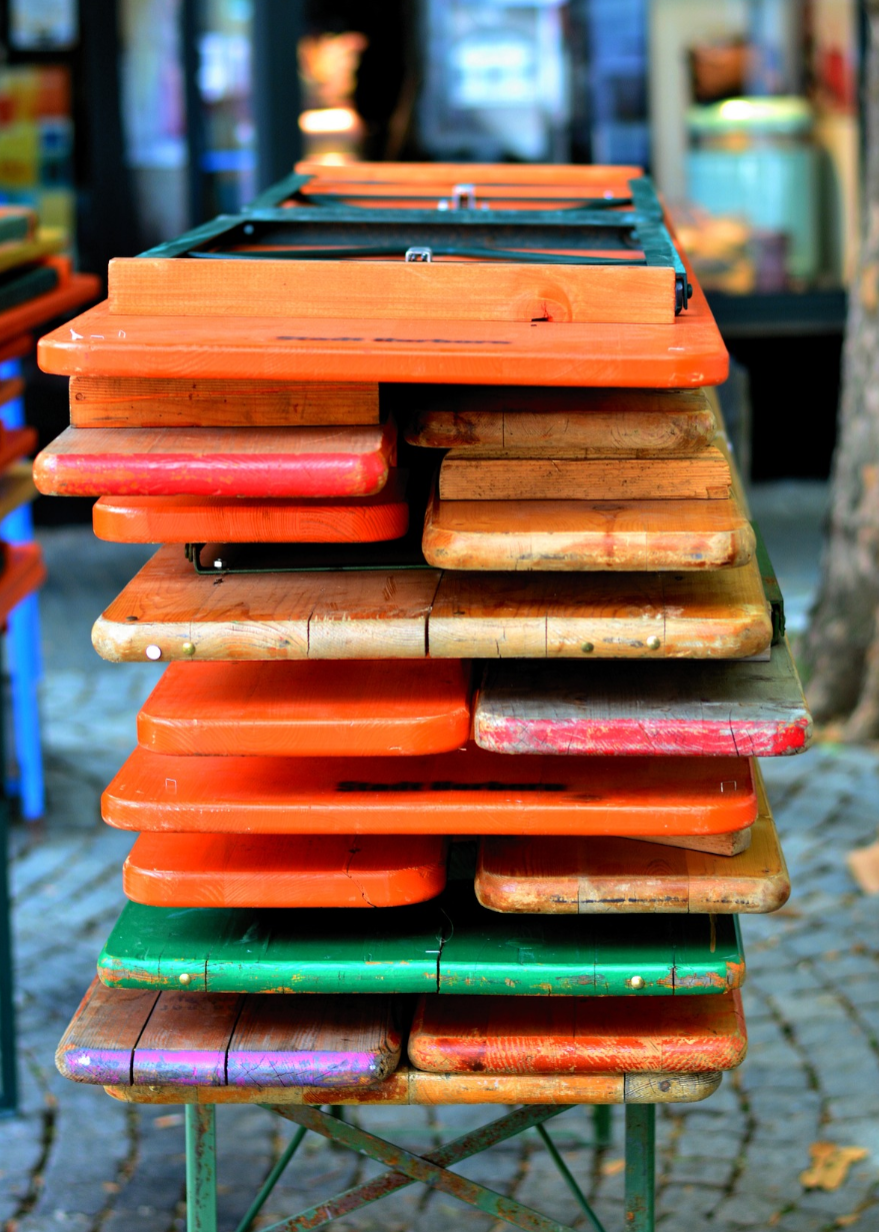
<box><xmin>0</xmin><ymin>377</ymin><xmax>24</xmax><ymax>410</ymax></box>
<box><xmin>403</xmin><ymin>387</ymin><xmax>717</xmax><ymax>454</ymax></box>
<box><xmin>93</xmin><ymin>472</ymin><xmax>409</xmax><ymax>544</ymax></box>
<box><xmin>437</xmin><ymin>449</ymin><xmax>731</xmax><ymax>501</ymax></box>
<box><xmin>137</xmin><ymin>659</ymin><xmax>472</xmax><ymax>757</ymax></box>
<box><xmin>422</xmin><ymin>486</ymin><xmax>754</xmax><ymax>571</ymax></box>
<box><xmin>295</xmin><ymin>160</ymin><xmax>645</xmax><ymax>192</ymax></box>
<box><xmin>55</xmin><ymin>979</ymin><xmax>158</xmax><ymax>1085</ymax></box>
<box><xmin>409</xmin><ymin>990</ymin><xmax>747</xmax><ymax>1073</ymax></box>
<box><xmin>429</xmin><ymin>561</ymin><xmax>772</xmax><ymax>661</ymax></box>
<box><xmin>90</xmin><ymin>546</ymin><xmax>770</xmax><ymax>664</ymax></box>
<box><xmin>91</xmin><ymin>545</ymin><xmax>440</xmax><ymax>663</ymax></box>
<box><xmin>35</xmin><ymin>283</ymin><xmax>728</xmax><ymax>390</ymax></box>
<box><xmin>102</xmin><ymin>745</ymin><xmax>757</xmax><ymax>837</ymax></box>
<box><xmin>96</xmin><ymin>891</ymin><xmax>745</xmax><ymax>997</ymax></box>
<box><xmin>0</xmin><ymin>543</ymin><xmax>47</xmax><ymax>623</ymax></box>
<box><xmin>103</xmin><ymin>1067</ymin><xmax>723</xmax><ymax>1106</ymax></box>
<box><xmin>108</xmin><ymin>256</ymin><xmax>676</xmax><ymax>326</ymax></box>
<box><xmin>0</xmin><ymin>463</ymin><xmax>37</xmax><ymax>522</ymax></box>
<box><xmin>228</xmin><ymin>995</ymin><xmax>402</xmax><ymax>1087</ymax></box>
<box><xmin>0</xmin><ymin>228</ymin><xmax>62</xmax><ymax>276</ymax></box>
<box><xmin>473</xmin><ymin>636</ymin><xmax>811</xmax><ymax>755</ymax></box>
<box><xmin>70</xmin><ymin>375</ymin><xmax>380</xmax><ymax>428</ymax></box>
<box><xmin>132</xmin><ymin>991</ymin><xmax>242</xmax><ymax>1086</ymax></box>
<box><xmin>475</xmin><ymin>770</ymin><xmax>788</xmax><ymax>914</ymax></box>
<box><xmin>33</xmin><ymin>421</ymin><xmax>397</xmax><ymax>499</ymax></box>
<box><xmin>632</xmin><ymin>829</ymin><xmax>751</xmax><ymax>857</ymax></box>
<box><xmin>123</xmin><ymin>832</ymin><xmax>450</xmax><ymax>908</ymax></box>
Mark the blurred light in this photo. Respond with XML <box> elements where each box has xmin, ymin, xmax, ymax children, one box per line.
<box><xmin>718</xmin><ymin>99</ymin><xmax>756</xmax><ymax>122</ymax></box>
<box><xmin>299</xmin><ymin>107</ymin><xmax>358</xmax><ymax>135</ymax></box>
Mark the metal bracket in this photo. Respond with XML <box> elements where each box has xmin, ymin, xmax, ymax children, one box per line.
<box><xmin>405</xmin><ymin>246</ymin><xmax>433</xmax><ymax>262</ymax></box>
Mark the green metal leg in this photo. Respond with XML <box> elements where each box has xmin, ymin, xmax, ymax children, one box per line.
<box><xmin>624</xmin><ymin>1105</ymin><xmax>655</xmax><ymax>1232</ymax></box>
<box><xmin>236</xmin><ymin>1124</ymin><xmax>308</xmax><ymax>1232</ymax></box>
<box><xmin>592</xmin><ymin>1105</ymin><xmax>612</xmax><ymax>1150</ymax></box>
<box><xmin>186</xmin><ymin>1104</ymin><xmax>218</xmax><ymax>1232</ymax></box>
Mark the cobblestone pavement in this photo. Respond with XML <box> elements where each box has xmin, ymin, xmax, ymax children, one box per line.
<box><xmin>3</xmin><ymin>510</ymin><xmax>879</xmax><ymax>1232</ymax></box>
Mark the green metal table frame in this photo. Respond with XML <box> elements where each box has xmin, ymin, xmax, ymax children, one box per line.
<box><xmin>183</xmin><ymin>1101</ymin><xmax>655</xmax><ymax>1232</ymax></box>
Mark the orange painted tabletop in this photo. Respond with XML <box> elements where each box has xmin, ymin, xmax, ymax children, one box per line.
<box><xmin>36</xmin><ymin>280</ymin><xmax>727</xmax><ymax>389</ymax></box>
<box><xmin>34</xmin><ymin>421</ymin><xmax>396</xmax><ymax>499</ymax></box>
<box><xmin>102</xmin><ymin>745</ymin><xmax>758</xmax><ymax>837</ymax></box>
<box><xmin>137</xmin><ymin>659</ymin><xmax>473</xmax><ymax>757</ymax></box>
<box><xmin>9</xmin><ymin>267</ymin><xmax>98</xmax><ymax>340</ymax></box>
<box><xmin>123</xmin><ymin>832</ymin><xmax>449</xmax><ymax>908</ymax></box>
<box><xmin>408</xmin><ymin>990</ymin><xmax>747</xmax><ymax>1075</ymax></box>
<box><xmin>93</xmin><ymin>470</ymin><xmax>409</xmax><ymax>543</ymax></box>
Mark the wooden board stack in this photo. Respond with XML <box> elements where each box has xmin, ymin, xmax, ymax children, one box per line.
<box><xmin>38</xmin><ymin>163</ymin><xmax>811</xmax><ymax>1231</ymax></box>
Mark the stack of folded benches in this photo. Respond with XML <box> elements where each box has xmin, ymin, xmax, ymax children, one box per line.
<box><xmin>35</xmin><ymin>162</ymin><xmax>811</xmax><ymax>1231</ymax></box>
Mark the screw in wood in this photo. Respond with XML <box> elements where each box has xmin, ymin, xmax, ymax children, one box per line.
<box><xmin>182</xmin><ymin>642</ymin><xmax>196</xmax><ymax>656</ymax></box>
<box><xmin>646</xmin><ymin>636</ymin><xmax>661</xmax><ymax>651</ymax></box>
<box><xmin>178</xmin><ymin>973</ymin><xmax>191</xmax><ymax>985</ymax></box>
<box><xmin>145</xmin><ymin>644</ymin><xmax>162</xmax><ymax>661</ymax></box>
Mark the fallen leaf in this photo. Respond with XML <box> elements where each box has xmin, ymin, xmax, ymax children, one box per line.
<box><xmin>846</xmin><ymin>841</ymin><xmax>879</xmax><ymax>894</ymax></box>
<box><xmin>601</xmin><ymin>1158</ymin><xmax>625</xmax><ymax>1177</ymax></box>
<box><xmin>154</xmin><ymin>1113</ymin><xmax>184</xmax><ymax>1129</ymax></box>
<box><xmin>800</xmin><ymin>1143</ymin><xmax>869</xmax><ymax>1191</ymax></box>
<box><xmin>836</xmin><ymin>1215</ymin><xmax>860</xmax><ymax>1227</ymax></box>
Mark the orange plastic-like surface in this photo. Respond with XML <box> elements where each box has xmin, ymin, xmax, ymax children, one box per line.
<box><xmin>0</xmin><ymin>425</ymin><xmax>36</xmax><ymax>470</ymax></box>
<box><xmin>93</xmin><ymin>471</ymin><xmax>409</xmax><ymax>543</ymax></box>
<box><xmin>36</xmin><ymin>282</ymin><xmax>727</xmax><ymax>389</ymax></box>
<box><xmin>137</xmin><ymin>659</ymin><xmax>473</xmax><ymax>757</ymax></box>
<box><xmin>4</xmin><ymin>266</ymin><xmax>98</xmax><ymax>340</ymax></box>
<box><xmin>408</xmin><ymin>990</ymin><xmax>747</xmax><ymax>1075</ymax></box>
<box><xmin>34</xmin><ymin>421</ymin><xmax>397</xmax><ymax>499</ymax></box>
<box><xmin>102</xmin><ymin>745</ymin><xmax>757</xmax><ymax>837</ymax></box>
<box><xmin>123</xmin><ymin>832</ymin><xmax>449</xmax><ymax>908</ymax></box>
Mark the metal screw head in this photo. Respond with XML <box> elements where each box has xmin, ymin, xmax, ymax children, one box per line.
<box><xmin>581</xmin><ymin>642</ymin><xmax>594</xmax><ymax>654</ymax></box>
<box><xmin>145</xmin><ymin>644</ymin><xmax>162</xmax><ymax>661</ymax></box>
<box><xmin>182</xmin><ymin>642</ymin><xmax>196</xmax><ymax>657</ymax></box>
<box><xmin>629</xmin><ymin>975</ymin><xmax>645</xmax><ymax>990</ymax></box>
<box><xmin>178</xmin><ymin>973</ymin><xmax>191</xmax><ymax>985</ymax></box>
<box><xmin>646</xmin><ymin>636</ymin><xmax>661</xmax><ymax>651</ymax></box>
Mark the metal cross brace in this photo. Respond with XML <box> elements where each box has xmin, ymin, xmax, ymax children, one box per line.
<box><xmin>183</xmin><ymin>1102</ymin><xmax>655</xmax><ymax>1232</ymax></box>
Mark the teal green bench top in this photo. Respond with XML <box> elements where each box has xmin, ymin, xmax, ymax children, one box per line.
<box><xmin>98</xmin><ymin>887</ymin><xmax>744</xmax><ymax>997</ymax></box>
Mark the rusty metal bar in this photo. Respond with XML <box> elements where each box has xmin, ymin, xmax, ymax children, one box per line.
<box><xmin>624</xmin><ymin>1104</ymin><xmax>655</xmax><ymax>1232</ymax></box>
<box><xmin>263</xmin><ymin>1102</ymin><xmax>579</xmax><ymax>1232</ymax></box>
<box><xmin>185</xmin><ymin>1104</ymin><xmax>217</xmax><ymax>1232</ymax></box>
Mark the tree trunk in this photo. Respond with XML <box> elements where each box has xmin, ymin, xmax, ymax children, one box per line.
<box><xmin>802</xmin><ymin>1</ymin><xmax>879</xmax><ymax>734</ymax></box>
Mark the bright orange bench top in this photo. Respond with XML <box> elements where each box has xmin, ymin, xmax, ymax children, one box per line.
<box><xmin>123</xmin><ymin>832</ymin><xmax>449</xmax><ymax>909</ymax></box>
<box><xmin>137</xmin><ymin>659</ymin><xmax>472</xmax><ymax>757</ymax></box>
<box><xmin>102</xmin><ymin>745</ymin><xmax>758</xmax><ymax>837</ymax></box>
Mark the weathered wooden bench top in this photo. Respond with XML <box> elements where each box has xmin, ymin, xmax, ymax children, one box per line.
<box><xmin>473</xmin><ymin>635</ymin><xmax>810</xmax><ymax>756</ymax></box>
<box><xmin>102</xmin><ymin>745</ymin><xmax>757</xmax><ymax>837</ymax></box>
<box><xmin>97</xmin><ymin>888</ymin><xmax>744</xmax><ymax>996</ymax></box>
<box><xmin>123</xmin><ymin>832</ymin><xmax>450</xmax><ymax>909</ymax></box>
<box><xmin>422</xmin><ymin>486</ymin><xmax>754</xmax><ymax>571</ymax></box>
<box><xmin>58</xmin><ymin>979</ymin><xmax>743</xmax><ymax>1100</ymax></box>
<box><xmin>475</xmin><ymin>766</ymin><xmax>787</xmax><ymax>914</ymax></box>
<box><xmin>91</xmin><ymin>545</ymin><xmax>773</xmax><ymax>662</ymax></box>
<box><xmin>34</xmin><ymin>421</ymin><xmax>397</xmax><ymax>499</ymax></box>
<box><xmin>0</xmin><ymin>543</ymin><xmax>46</xmax><ymax>624</ymax></box>
<box><xmin>93</xmin><ymin>471</ymin><xmax>409</xmax><ymax>543</ymax></box>
<box><xmin>136</xmin><ymin>658</ymin><xmax>472</xmax><ymax>756</ymax></box>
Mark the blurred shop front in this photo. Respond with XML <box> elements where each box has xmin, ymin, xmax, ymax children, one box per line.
<box><xmin>0</xmin><ymin>0</ymin><xmax>862</xmax><ymax>504</ymax></box>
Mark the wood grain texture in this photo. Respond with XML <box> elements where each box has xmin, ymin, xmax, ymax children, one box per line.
<box><xmin>33</xmin><ymin>421</ymin><xmax>397</xmax><ymax>498</ymax></box>
<box><xmin>0</xmin><ymin>463</ymin><xmax>37</xmax><ymax>521</ymax></box>
<box><xmin>69</xmin><ymin>375</ymin><xmax>379</xmax><ymax>427</ymax></box>
<box><xmin>473</xmin><ymin>636</ymin><xmax>811</xmax><ymax>755</ymax></box>
<box><xmin>137</xmin><ymin>659</ymin><xmax>472</xmax><ymax>756</ymax></box>
<box><xmin>438</xmin><ymin>448</ymin><xmax>731</xmax><ymax>501</ymax></box>
<box><xmin>475</xmin><ymin>767</ymin><xmax>787</xmax><ymax>914</ymax></box>
<box><xmin>0</xmin><ymin>543</ymin><xmax>47</xmax><ymax>623</ymax></box>
<box><xmin>630</xmin><ymin>829</ymin><xmax>751</xmax><ymax>857</ymax></box>
<box><xmin>123</xmin><ymin>832</ymin><xmax>449</xmax><ymax>908</ymax></box>
<box><xmin>422</xmin><ymin>485</ymin><xmax>754</xmax><ymax>571</ymax></box>
<box><xmin>102</xmin><ymin>744</ymin><xmax>757</xmax><ymax>837</ymax></box>
<box><xmin>429</xmin><ymin>561</ymin><xmax>772</xmax><ymax>661</ymax></box>
<box><xmin>103</xmin><ymin>1067</ymin><xmax>722</xmax><ymax>1105</ymax></box>
<box><xmin>57</xmin><ymin>979</ymin><xmax>402</xmax><ymax>1089</ymax></box>
<box><xmin>91</xmin><ymin>545</ymin><xmax>440</xmax><ymax>663</ymax></box>
<box><xmin>97</xmin><ymin>891</ymin><xmax>744</xmax><ymax>996</ymax></box>
<box><xmin>409</xmin><ymin>990</ymin><xmax>746</xmax><ymax>1074</ymax></box>
<box><xmin>93</xmin><ymin>472</ymin><xmax>409</xmax><ymax>544</ymax></box>
<box><xmin>109</xmin><ymin>256</ymin><xmax>676</xmax><ymax>326</ymax></box>
<box><xmin>35</xmin><ymin>285</ymin><xmax>728</xmax><ymax>389</ymax></box>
